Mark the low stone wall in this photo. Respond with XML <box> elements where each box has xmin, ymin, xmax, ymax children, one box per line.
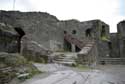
<box><xmin>77</xmin><ymin>41</ymin><xmax>98</xmax><ymax>66</ymax></box>
<box><xmin>99</xmin><ymin>58</ymin><xmax>125</xmax><ymax>65</ymax></box>
<box><xmin>21</xmin><ymin>35</ymin><xmax>52</xmax><ymax>63</ymax></box>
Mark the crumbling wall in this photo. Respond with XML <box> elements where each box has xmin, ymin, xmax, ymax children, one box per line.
<box><xmin>0</xmin><ymin>11</ymin><xmax>111</xmax><ymax>59</ymax></box>
<box><xmin>96</xmin><ymin>21</ymin><xmax>110</xmax><ymax>58</ymax></box>
<box><xmin>21</xmin><ymin>35</ymin><xmax>52</xmax><ymax>62</ymax></box>
<box><xmin>0</xmin><ymin>11</ymin><xmax>63</xmax><ymax>51</ymax></box>
<box><xmin>59</xmin><ymin>20</ymin><xmax>98</xmax><ymax>40</ymax></box>
<box><xmin>0</xmin><ymin>23</ymin><xmax>19</xmax><ymax>53</ymax></box>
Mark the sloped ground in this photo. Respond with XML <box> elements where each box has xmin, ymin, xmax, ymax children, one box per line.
<box><xmin>0</xmin><ymin>52</ymin><xmax>39</xmax><ymax>84</ymax></box>
<box><xmin>20</xmin><ymin>64</ymin><xmax>125</xmax><ymax>84</ymax></box>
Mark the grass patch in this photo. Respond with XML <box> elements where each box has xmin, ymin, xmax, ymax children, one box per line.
<box><xmin>74</xmin><ymin>64</ymin><xmax>90</xmax><ymax>71</ymax></box>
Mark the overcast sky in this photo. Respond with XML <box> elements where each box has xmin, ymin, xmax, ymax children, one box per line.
<box><xmin>0</xmin><ymin>0</ymin><xmax>125</xmax><ymax>32</ymax></box>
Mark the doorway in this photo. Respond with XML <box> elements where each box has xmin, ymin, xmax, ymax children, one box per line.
<box><xmin>14</xmin><ymin>27</ymin><xmax>25</xmax><ymax>53</ymax></box>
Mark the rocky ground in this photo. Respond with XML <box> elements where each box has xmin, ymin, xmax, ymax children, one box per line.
<box><xmin>0</xmin><ymin>52</ymin><xmax>40</xmax><ymax>84</ymax></box>
<box><xmin>18</xmin><ymin>64</ymin><xmax>125</xmax><ymax>84</ymax></box>
<box><xmin>1</xmin><ymin>52</ymin><xmax>125</xmax><ymax>84</ymax></box>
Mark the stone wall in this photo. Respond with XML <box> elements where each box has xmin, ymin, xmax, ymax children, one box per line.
<box><xmin>21</xmin><ymin>35</ymin><xmax>52</xmax><ymax>62</ymax></box>
<box><xmin>77</xmin><ymin>41</ymin><xmax>98</xmax><ymax>65</ymax></box>
<box><xmin>0</xmin><ymin>23</ymin><xmax>19</xmax><ymax>53</ymax></box>
<box><xmin>0</xmin><ymin>10</ymin><xmax>111</xmax><ymax>59</ymax></box>
<box><xmin>110</xmin><ymin>33</ymin><xmax>120</xmax><ymax>58</ymax></box>
<box><xmin>117</xmin><ymin>20</ymin><xmax>125</xmax><ymax>58</ymax></box>
<box><xmin>0</xmin><ymin>10</ymin><xmax>63</xmax><ymax>50</ymax></box>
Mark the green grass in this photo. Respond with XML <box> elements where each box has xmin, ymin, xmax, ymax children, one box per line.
<box><xmin>74</xmin><ymin>64</ymin><xmax>90</xmax><ymax>71</ymax></box>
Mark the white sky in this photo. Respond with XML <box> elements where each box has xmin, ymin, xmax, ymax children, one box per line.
<box><xmin>0</xmin><ymin>0</ymin><xmax>125</xmax><ymax>32</ymax></box>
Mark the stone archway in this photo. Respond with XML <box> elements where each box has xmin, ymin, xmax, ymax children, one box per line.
<box><xmin>14</xmin><ymin>27</ymin><xmax>25</xmax><ymax>53</ymax></box>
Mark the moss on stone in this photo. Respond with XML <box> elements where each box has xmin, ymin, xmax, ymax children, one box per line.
<box><xmin>101</xmin><ymin>35</ymin><xmax>110</xmax><ymax>41</ymax></box>
<box><xmin>0</xmin><ymin>53</ymin><xmax>40</xmax><ymax>83</ymax></box>
<box><xmin>4</xmin><ymin>54</ymin><xmax>27</xmax><ymax>67</ymax></box>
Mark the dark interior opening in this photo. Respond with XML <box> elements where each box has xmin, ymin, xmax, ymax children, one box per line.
<box><xmin>72</xmin><ymin>30</ymin><xmax>76</xmax><ymax>34</ymax></box>
<box><xmin>85</xmin><ymin>29</ymin><xmax>92</xmax><ymax>37</ymax></box>
<box><xmin>108</xmin><ymin>42</ymin><xmax>112</xmax><ymax>49</ymax></box>
<box><xmin>75</xmin><ymin>45</ymin><xmax>81</xmax><ymax>52</ymax></box>
<box><xmin>14</xmin><ymin>27</ymin><xmax>25</xmax><ymax>53</ymax></box>
<box><xmin>64</xmin><ymin>31</ymin><xmax>67</xmax><ymax>34</ymax></box>
<box><xmin>101</xmin><ymin>25</ymin><xmax>106</xmax><ymax>37</ymax></box>
<box><xmin>64</xmin><ymin>39</ymin><xmax>72</xmax><ymax>52</ymax></box>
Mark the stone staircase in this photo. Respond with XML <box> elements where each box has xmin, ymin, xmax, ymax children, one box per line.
<box><xmin>52</xmin><ymin>53</ymin><xmax>77</xmax><ymax>66</ymax></box>
<box><xmin>52</xmin><ymin>34</ymin><xmax>96</xmax><ymax>66</ymax></box>
<box><xmin>64</xmin><ymin>34</ymin><xmax>84</xmax><ymax>49</ymax></box>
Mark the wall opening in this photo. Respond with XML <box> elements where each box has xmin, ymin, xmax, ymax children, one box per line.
<box><xmin>101</xmin><ymin>25</ymin><xmax>106</xmax><ymax>37</ymax></box>
<box><xmin>64</xmin><ymin>39</ymin><xmax>72</xmax><ymax>52</ymax></box>
<box><xmin>14</xmin><ymin>27</ymin><xmax>25</xmax><ymax>53</ymax></box>
<box><xmin>75</xmin><ymin>45</ymin><xmax>81</xmax><ymax>52</ymax></box>
<box><xmin>85</xmin><ymin>29</ymin><xmax>92</xmax><ymax>37</ymax></box>
<box><xmin>72</xmin><ymin>30</ymin><xmax>76</xmax><ymax>34</ymax></box>
<box><xmin>64</xmin><ymin>31</ymin><xmax>67</xmax><ymax>34</ymax></box>
<box><xmin>108</xmin><ymin>42</ymin><xmax>112</xmax><ymax>49</ymax></box>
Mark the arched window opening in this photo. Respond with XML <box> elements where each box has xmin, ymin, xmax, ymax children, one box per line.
<box><xmin>85</xmin><ymin>28</ymin><xmax>92</xmax><ymax>37</ymax></box>
<box><xmin>64</xmin><ymin>30</ymin><xmax>67</xmax><ymax>34</ymax></box>
<box><xmin>72</xmin><ymin>30</ymin><xmax>76</xmax><ymax>34</ymax></box>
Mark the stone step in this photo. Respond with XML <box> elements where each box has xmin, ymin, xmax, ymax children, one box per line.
<box><xmin>54</xmin><ymin>59</ymin><xmax>75</xmax><ymax>62</ymax></box>
<box><xmin>56</xmin><ymin>56</ymin><xmax>74</xmax><ymax>59</ymax></box>
<box><xmin>53</xmin><ymin>60</ymin><xmax>76</xmax><ymax>65</ymax></box>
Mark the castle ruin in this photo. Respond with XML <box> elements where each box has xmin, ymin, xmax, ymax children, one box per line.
<box><xmin>0</xmin><ymin>10</ymin><xmax>125</xmax><ymax>64</ymax></box>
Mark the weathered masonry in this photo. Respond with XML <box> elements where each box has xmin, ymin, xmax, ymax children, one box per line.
<box><xmin>0</xmin><ymin>10</ymin><xmax>125</xmax><ymax>64</ymax></box>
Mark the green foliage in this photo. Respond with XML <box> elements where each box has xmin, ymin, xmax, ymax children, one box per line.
<box><xmin>24</xmin><ymin>54</ymin><xmax>48</xmax><ymax>63</ymax></box>
<box><xmin>4</xmin><ymin>54</ymin><xmax>27</xmax><ymax>66</ymax></box>
<box><xmin>29</xmin><ymin>67</ymin><xmax>41</xmax><ymax>77</ymax></box>
<box><xmin>36</xmin><ymin>57</ymin><xmax>47</xmax><ymax>63</ymax></box>
<box><xmin>0</xmin><ymin>36</ymin><xmax>14</xmax><ymax>43</ymax></box>
<box><xmin>0</xmin><ymin>53</ymin><xmax>41</xmax><ymax>82</ymax></box>
<box><xmin>117</xmin><ymin>33</ymin><xmax>121</xmax><ymax>37</ymax></box>
<box><xmin>101</xmin><ymin>36</ymin><xmax>110</xmax><ymax>41</ymax></box>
